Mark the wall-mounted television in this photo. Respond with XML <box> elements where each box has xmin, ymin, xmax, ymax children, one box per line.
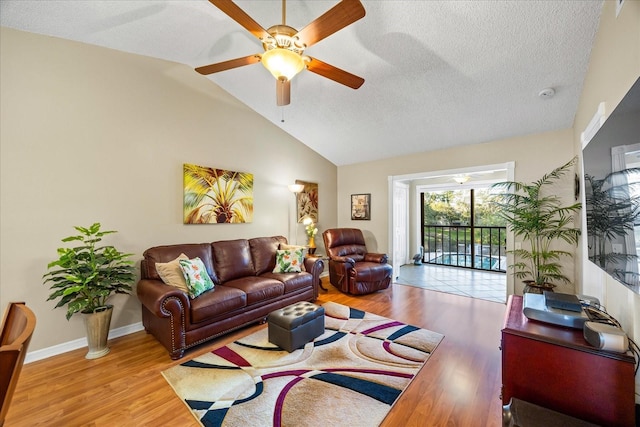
<box><xmin>583</xmin><ymin>77</ymin><xmax>640</xmax><ymax>294</ymax></box>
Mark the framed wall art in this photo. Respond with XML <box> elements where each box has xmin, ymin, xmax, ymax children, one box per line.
<box><xmin>295</xmin><ymin>180</ymin><xmax>318</xmax><ymax>223</ymax></box>
<box><xmin>351</xmin><ymin>193</ymin><xmax>371</xmax><ymax>220</ymax></box>
<box><xmin>183</xmin><ymin>163</ymin><xmax>254</xmax><ymax>224</ymax></box>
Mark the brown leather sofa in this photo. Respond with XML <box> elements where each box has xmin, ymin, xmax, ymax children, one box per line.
<box><xmin>136</xmin><ymin>236</ymin><xmax>323</xmax><ymax>359</ymax></box>
<box><xmin>322</xmin><ymin>228</ymin><xmax>392</xmax><ymax>295</ymax></box>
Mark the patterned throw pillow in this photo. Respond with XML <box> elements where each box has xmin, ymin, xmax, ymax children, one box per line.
<box><xmin>272</xmin><ymin>249</ymin><xmax>305</xmax><ymax>273</ymax></box>
<box><xmin>155</xmin><ymin>253</ymin><xmax>189</xmax><ymax>293</ymax></box>
<box><xmin>279</xmin><ymin>243</ymin><xmax>307</xmax><ymax>271</ymax></box>
<box><xmin>179</xmin><ymin>257</ymin><xmax>215</xmax><ymax>298</ymax></box>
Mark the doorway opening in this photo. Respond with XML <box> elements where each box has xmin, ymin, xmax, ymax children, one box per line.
<box><xmin>389</xmin><ymin>162</ymin><xmax>514</xmax><ymax>303</ymax></box>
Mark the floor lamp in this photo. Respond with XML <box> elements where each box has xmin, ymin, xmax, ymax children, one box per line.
<box><xmin>288</xmin><ymin>184</ymin><xmax>304</xmax><ymax>244</ymax></box>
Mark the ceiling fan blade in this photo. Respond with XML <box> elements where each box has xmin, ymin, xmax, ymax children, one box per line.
<box><xmin>209</xmin><ymin>0</ymin><xmax>271</xmax><ymax>40</ymax></box>
<box><xmin>195</xmin><ymin>54</ymin><xmax>261</xmax><ymax>75</ymax></box>
<box><xmin>294</xmin><ymin>0</ymin><xmax>365</xmax><ymax>48</ymax></box>
<box><xmin>305</xmin><ymin>57</ymin><xmax>364</xmax><ymax>89</ymax></box>
<box><xmin>276</xmin><ymin>79</ymin><xmax>291</xmax><ymax>106</ymax></box>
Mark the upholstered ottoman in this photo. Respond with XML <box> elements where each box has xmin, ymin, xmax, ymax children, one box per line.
<box><xmin>268</xmin><ymin>302</ymin><xmax>325</xmax><ymax>352</ymax></box>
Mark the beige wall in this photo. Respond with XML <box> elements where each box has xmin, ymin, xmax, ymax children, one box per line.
<box><xmin>0</xmin><ymin>28</ymin><xmax>337</xmax><ymax>354</ymax></box>
<box><xmin>337</xmin><ymin>117</ymin><xmax>576</xmax><ymax>293</ymax></box>
<box><xmin>571</xmin><ymin>0</ymin><xmax>640</xmax><ymax>402</ymax></box>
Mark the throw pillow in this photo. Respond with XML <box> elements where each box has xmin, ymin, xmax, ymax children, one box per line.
<box><xmin>280</xmin><ymin>243</ymin><xmax>307</xmax><ymax>254</ymax></box>
<box><xmin>280</xmin><ymin>243</ymin><xmax>307</xmax><ymax>271</ymax></box>
<box><xmin>155</xmin><ymin>253</ymin><xmax>189</xmax><ymax>293</ymax></box>
<box><xmin>179</xmin><ymin>257</ymin><xmax>215</xmax><ymax>298</ymax></box>
<box><xmin>273</xmin><ymin>249</ymin><xmax>305</xmax><ymax>273</ymax></box>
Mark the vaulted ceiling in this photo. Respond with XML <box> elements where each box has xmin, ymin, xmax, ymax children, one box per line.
<box><xmin>0</xmin><ymin>1</ymin><xmax>603</xmax><ymax>166</ymax></box>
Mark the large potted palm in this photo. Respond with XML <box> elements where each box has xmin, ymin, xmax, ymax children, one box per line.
<box><xmin>491</xmin><ymin>157</ymin><xmax>581</xmax><ymax>293</ymax></box>
<box><xmin>43</xmin><ymin>223</ymin><xmax>136</xmax><ymax>359</ymax></box>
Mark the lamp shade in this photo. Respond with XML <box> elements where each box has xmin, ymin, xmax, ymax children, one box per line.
<box><xmin>262</xmin><ymin>48</ymin><xmax>305</xmax><ymax>81</ymax></box>
<box><xmin>288</xmin><ymin>184</ymin><xmax>305</xmax><ymax>193</ymax></box>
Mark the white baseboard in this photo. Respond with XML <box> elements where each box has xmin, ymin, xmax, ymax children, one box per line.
<box><xmin>25</xmin><ymin>322</ymin><xmax>144</xmax><ymax>364</ymax></box>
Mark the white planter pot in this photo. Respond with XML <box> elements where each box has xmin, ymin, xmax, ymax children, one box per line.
<box><xmin>82</xmin><ymin>305</ymin><xmax>113</xmax><ymax>359</ymax></box>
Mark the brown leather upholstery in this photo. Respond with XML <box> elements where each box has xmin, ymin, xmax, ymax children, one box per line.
<box><xmin>322</xmin><ymin>228</ymin><xmax>392</xmax><ymax>295</ymax></box>
<box><xmin>249</xmin><ymin>236</ymin><xmax>286</xmax><ymax>275</ymax></box>
<box><xmin>142</xmin><ymin>243</ymin><xmax>217</xmax><ymax>283</ymax></box>
<box><xmin>1</xmin><ymin>302</ymin><xmax>36</xmax><ymax>426</ymax></box>
<box><xmin>137</xmin><ymin>236</ymin><xmax>324</xmax><ymax>359</ymax></box>
<box><xmin>212</xmin><ymin>239</ymin><xmax>256</xmax><ymax>283</ymax></box>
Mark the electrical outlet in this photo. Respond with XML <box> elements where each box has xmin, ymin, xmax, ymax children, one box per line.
<box><xmin>515</xmin><ymin>242</ymin><xmax>522</xmax><ymax>250</ymax></box>
<box><xmin>612</xmin><ymin>244</ymin><xmax>623</xmax><ymax>254</ymax></box>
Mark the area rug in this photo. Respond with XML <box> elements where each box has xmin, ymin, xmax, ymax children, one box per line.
<box><xmin>162</xmin><ymin>301</ymin><xmax>444</xmax><ymax>427</ymax></box>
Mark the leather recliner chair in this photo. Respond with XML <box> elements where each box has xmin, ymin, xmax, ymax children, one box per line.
<box><xmin>322</xmin><ymin>228</ymin><xmax>392</xmax><ymax>295</ymax></box>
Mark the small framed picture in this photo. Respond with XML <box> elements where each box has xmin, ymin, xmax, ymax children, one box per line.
<box><xmin>351</xmin><ymin>193</ymin><xmax>371</xmax><ymax>220</ymax></box>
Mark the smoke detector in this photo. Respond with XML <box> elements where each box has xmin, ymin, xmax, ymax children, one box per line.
<box><xmin>538</xmin><ymin>87</ymin><xmax>556</xmax><ymax>99</ymax></box>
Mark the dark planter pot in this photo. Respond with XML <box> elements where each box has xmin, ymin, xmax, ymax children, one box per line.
<box><xmin>522</xmin><ymin>280</ymin><xmax>556</xmax><ymax>294</ymax></box>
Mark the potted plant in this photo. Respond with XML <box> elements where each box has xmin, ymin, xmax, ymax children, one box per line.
<box><xmin>491</xmin><ymin>157</ymin><xmax>581</xmax><ymax>293</ymax></box>
<box><xmin>43</xmin><ymin>223</ymin><xmax>136</xmax><ymax>359</ymax></box>
<box><xmin>303</xmin><ymin>217</ymin><xmax>319</xmax><ymax>254</ymax></box>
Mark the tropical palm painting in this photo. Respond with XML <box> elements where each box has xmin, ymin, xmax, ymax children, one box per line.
<box><xmin>296</xmin><ymin>180</ymin><xmax>318</xmax><ymax>223</ymax></box>
<box><xmin>183</xmin><ymin>163</ymin><xmax>254</xmax><ymax>224</ymax></box>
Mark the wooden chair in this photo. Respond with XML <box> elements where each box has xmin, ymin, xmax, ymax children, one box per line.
<box><xmin>0</xmin><ymin>302</ymin><xmax>36</xmax><ymax>426</ymax></box>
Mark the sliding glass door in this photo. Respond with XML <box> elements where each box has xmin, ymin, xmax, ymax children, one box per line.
<box><xmin>420</xmin><ymin>187</ymin><xmax>507</xmax><ymax>272</ymax></box>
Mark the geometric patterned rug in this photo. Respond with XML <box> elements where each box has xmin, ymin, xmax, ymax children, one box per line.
<box><xmin>162</xmin><ymin>301</ymin><xmax>444</xmax><ymax>427</ymax></box>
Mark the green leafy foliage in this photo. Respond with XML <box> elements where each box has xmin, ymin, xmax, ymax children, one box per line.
<box><xmin>43</xmin><ymin>223</ymin><xmax>136</xmax><ymax>320</ymax></box>
<box><xmin>491</xmin><ymin>157</ymin><xmax>581</xmax><ymax>287</ymax></box>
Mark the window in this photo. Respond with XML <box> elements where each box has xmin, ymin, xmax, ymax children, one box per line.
<box><xmin>421</xmin><ymin>187</ymin><xmax>506</xmax><ymax>271</ymax></box>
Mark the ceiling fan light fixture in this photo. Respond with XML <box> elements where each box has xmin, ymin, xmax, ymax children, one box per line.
<box><xmin>453</xmin><ymin>175</ymin><xmax>471</xmax><ymax>184</ymax></box>
<box><xmin>261</xmin><ymin>48</ymin><xmax>305</xmax><ymax>81</ymax></box>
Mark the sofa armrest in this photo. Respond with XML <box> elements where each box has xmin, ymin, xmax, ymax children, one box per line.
<box><xmin>304</xmin><ymin>256</ymin><xmax>325</xmax><ymax>300</ymax></box>
<box><xmin>136</xmin><ymin>279</ymin><xmax>190</xmax><ymax>318</ymax></box>
<box><xmin>364</xmin><ymin>253</ymin><xmax>388</xmax><ymax>264</ymax></box>
<box><xmin>137</xmin><ymin>279</ymin><xmax>192</xmax><ymax>359</ymax></box>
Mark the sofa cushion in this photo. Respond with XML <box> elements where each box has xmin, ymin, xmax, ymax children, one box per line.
<box><xmin>155</xmin><ymin>253</ymin><xmax>189</xmax><ymax>292</ymax></box>
<box><xmin>189</xmin><ymin>285</ymin><xmax>247</xmax><ymax>324</ymax></box>
<box><xmin>179</xmin><ymin>257</ymin><xmax>215</xmax><ymax>298</ymax></box>
<box><xmin>143</xmin><ymin>243</ymin><xmax>218</xmax><ymax>283</ymax></box>
<box><xmin>261</xmin><ymin>272</ymin><xmax>313</xmax><ymax>294</ymax></box>
<box><xmin>353</xmin><ymin>261</ymin><xmax>393</xmax><ymax>280</ymax></box>
<box><xmin>273</xmin><ymin>249</ymin><xmax>305</xmax><ymax>273</ymax></box>
<box><xmin>212</xmin><ymin>239</ymin><xmax>256</xmax><ymax>283</ymax></box>
<box><xmin>222</xmin><ymin>276</ymin><xmax>284</xmax><ymax>305</ymax></box>
<box><xmin>249</xmin><ymin>236</ymin><xmax>286</xmax><ymax>275</ymax></box>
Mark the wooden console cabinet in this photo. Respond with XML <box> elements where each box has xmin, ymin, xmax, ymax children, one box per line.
<box><xmin>501</xmin><ymin>295</ymin><xmax>636</xmax><ymax>427</ymax></box>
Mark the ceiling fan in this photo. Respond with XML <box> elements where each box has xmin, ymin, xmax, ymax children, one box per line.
<box><xmin>196</xmin><ymin>0</ymin><xmax>365</xmax><ymax>106</ymax></box>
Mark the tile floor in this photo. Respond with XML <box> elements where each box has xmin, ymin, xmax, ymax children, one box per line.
<box><xmin>396</xmin><ymin>263</ymin><xmax>507</xmax><ymax>303</ymax></box>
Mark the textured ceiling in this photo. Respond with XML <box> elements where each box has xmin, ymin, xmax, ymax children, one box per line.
<box><xmin>0</xmin><ymin>0</ymin><xmax>603</xmax><ymax>166</ymax></box>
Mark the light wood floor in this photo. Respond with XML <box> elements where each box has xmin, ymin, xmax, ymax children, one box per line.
<box><xmin>5</xmin><ymin>279</ymin><xmax>506</xmax><ymax>427</ymax></box>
